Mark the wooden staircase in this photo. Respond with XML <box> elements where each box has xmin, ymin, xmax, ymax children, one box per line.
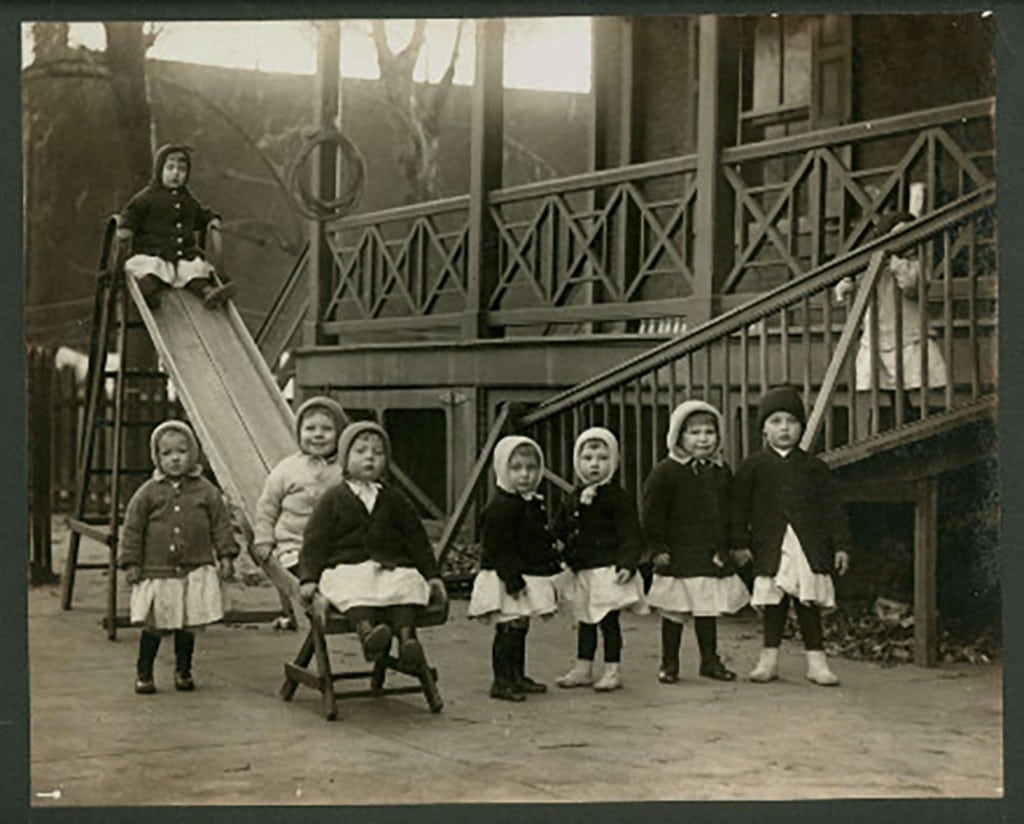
<box><xmin>436</xmin><ymin>186</ymin><xmax>998</xmax><ymax>665</ymax></box>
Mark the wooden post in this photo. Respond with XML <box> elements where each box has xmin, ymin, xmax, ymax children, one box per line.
<box><xmin>692</xmin><ymin>15</ymin><xmax>740</xmax><ymax>325</ymax></box>
<box><xmin>29</xmin><ymin>348</ymin><xmax>56</xmax><ymax>585</ymax></box>
<box><xmin>306</xmin><ymin>19</ymin><xmax>341</xmax><ymax>347</ymax></box>
<box><xmin>462</xmin><ymin>18</ymin><xmax>504</xmax><ymax>340</ymax></box>
<box><xmin>914</xmin><ymin>477</ymin><xmax>938</xmax><ymax>666</ymax></box>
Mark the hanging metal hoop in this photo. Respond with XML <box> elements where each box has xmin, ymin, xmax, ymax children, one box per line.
<box><xmin>287</xmin><ymin>128</ymin><xmax>366</xmax><ymax>222</ymax></box>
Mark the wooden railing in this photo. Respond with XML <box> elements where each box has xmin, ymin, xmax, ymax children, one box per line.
<box><xmin>435</xmin><ymin>186</ymin><xmax>997</xmax><ymax>565</ymax></box>
<box><xmin>255</xmin><ymin>241</ymin><xmax>309</xmax><ymax>377</ymax></box>
<box><xmin>486</xmin><ymin>155</ymin><xmax>698</xmax><ymax>329</ymax></box>
<box><xmin>722</xmin><ymin>98</ymin><xmax>994</xmax><ymax>293</ymax></box>
<box><xmin>294</xmin><ymin>98</ymin><xmax>992</xmax><ymax>340</ymax></box>
<box><xmin>321</xmin><ymin>195</ymin><xmax>470</xmax><ymax>335</ymax></box>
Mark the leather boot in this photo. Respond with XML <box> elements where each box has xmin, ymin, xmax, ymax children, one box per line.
<box><xmin>355</xmin><ymin>620</ymin><xmax>392</xmax><ymax>662</ymax></box>
<box><xmin>173</xmin><ymin>630</ymin><xmax>196</xmax><ymax>691</ymax></box>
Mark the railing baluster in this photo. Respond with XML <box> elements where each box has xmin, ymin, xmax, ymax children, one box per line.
<box><xmin>847</xmin><ymin>323</ymin><xmax>858</xmax><ymax>444</ymax></box>
<box><xmin>633</xmin><ymin>378</ymin><xmax>643</xmax><ymax>509</ymax></box>
<box><xmin>704</xmin><ymin>346</ymin><xmax>712</xmax><ymax>402</ymax></box>
<box><xmin>685</xmin><ymin>352</ymin><xmax>694</xmax><ymax>399</ymax></box>
<box><xmin>919</xmin><ymin>235</ymin><xmax>931</xmax><ymax>420</ymax></box>
<box><xmin>802</xmin><ymin>295</ymin><xmax>812</xmax><ymax>411</ymax></box>
<box><xmin>780</xmin><ymin>305</ymin><xmax>791</xmax><ymax>383</ymax></box>
<box><xmin>668</xmin><ymin>359</ymin><xmax>678</xmax><ymax>413</ymax></box>
<box><xmin>822</xmin><ymin>290</ymin><xmax>834</xmax><ymax>450</ymax></box>
<box><xmin>869</xmin><ymin>285</ymin><xmax>881</xmax><ymax>435</ymax></box>
<box><xmin>893</xmin><ymin>259</ymin><xmax>906</xmax><ymax>429</ymax></box>
<box><xmin>721</xmin><ymin>336</ymin><xmax>732</xmax><ymax>466</ymax></box>
<box><xmin>759</xmin><ymin>317</ymin><xmax>769</xmax><ymax>394</ymax></box>
<box><xmin>740</xmin><ymin>324</ymin><xmax>750</xmax><ymax>458</ymax></box>
<box><xmin>943</xmin><ymin>230</ymin><xmax>954</xmax><ymax>411</ymax></box>
<box><xmin>968</xmin><ymin>220</ymin><xmax>980</xmax><ymax>399</ymax></box>
<box><xmin>651</xmin><ymin>367</ymin><xmax>661</xmax><ymax>471</ymax></box>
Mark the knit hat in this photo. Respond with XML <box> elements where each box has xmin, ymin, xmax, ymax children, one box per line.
<box><xmin>572</xmin><ymin>427</ymin><xmax>619</xmax><ymax>504</ymax></box>
<box><xmin>151</xmin><ymin>143</ymin><xmax>194</xmax><ymax>186</ymax></box>
<box><xmin>492</xmin><ymin>435</ymin><xmax>544</xmax><ymax>497</ymax></box>
<box><xmin>337</xmin><ymin>421</ymin><xmax>391</xmax><ymax>479</ymax></box>
<box><xmin>666</xmin><ymin>399</ymin><xmax>725</xmax><ymax>465</ymax></box>
<box><xmin>149</xmin><ymin>419</ymin><xmax>202</xmax><ymax>479</ymax></box>
<box><xmin>294</xmin><ymin>395</ymin><xmax>346</xmax><ymax>447</ymax></box>
<box><xmin>757</xmin><ymin>385</ymin><xmax>806</xmax><ymax>430</ymax></box>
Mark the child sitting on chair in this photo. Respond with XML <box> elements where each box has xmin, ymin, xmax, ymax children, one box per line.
<box><xmin>119</xmin><ymin>420</ymin><xmax>238</xmax><ymax>694</ymax></box>
<box><xmin>298</xmin><ymin>421</ymin><xmax>444</xmax><ymax>671</ymax></box>
<box><xmin>467</xmin><ymin>436</ymin><xmax>562</xmax><ymax>702</ymax></box>
<box><xmin>119</xmin><ymin>143</ymin><xmax>235</xmax><ymax>310</ymax></box>
<box><xmin>252</xmin><ymin>396</ymin><xmax>346</xmax><ymax>631</ymax></box>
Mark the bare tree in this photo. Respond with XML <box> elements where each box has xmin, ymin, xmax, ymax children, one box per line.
<box><xmin>370</xmin><ymin>20</ymin><xmax>465</xmax><ymax>203</ymax></box>
<box><xmin>102</xmin><ymin>22</ymin><xmax>157</xmax><ymax>184</ymax></box>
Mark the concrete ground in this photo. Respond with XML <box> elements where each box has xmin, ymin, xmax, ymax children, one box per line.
<box><xmin>30</xmin><ymin>529</ymin><xmax>1003</xmax><ymax>806</ymax></box>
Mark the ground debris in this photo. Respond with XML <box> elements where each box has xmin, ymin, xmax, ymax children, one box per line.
<box><xmin>223</xmin><ymin>763</ymin><xmax>251</xmax><ymax>773</ymax></box>
<box><xmin>537</xmin><ymin>742</ymin><xmax>590</xmax><ymax>750</ymax></box>
<box><xmin>793</xmin><ymin>601</ymin><xmax>1002</xmax><ymax>666</ymax></box>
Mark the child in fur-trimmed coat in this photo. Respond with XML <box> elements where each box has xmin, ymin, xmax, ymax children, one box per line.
<box><xmin>554</xmin><ymin>427</ymin><xmax>648</xmax><ymax>692</ymax></box>
<box><xmin>642</xmin><ymin>400</ymin><xmax>749</xmax><ymax>684</ymax></box>
<box><xmin>467</xmin><ymin>436</ymin><xmax>562</xmax><ymax>702</ymax></box>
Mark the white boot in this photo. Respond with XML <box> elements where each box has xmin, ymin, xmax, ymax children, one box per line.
<box><xmin>555</xmin><ymin>659</ymin><xmax>594</xmax><ymax>688</ymax></box>
<box><xmin>805</xmin><ymin>650</ymin><xmax>839</xmax><ymax>686</ymax></box>
<box><xmin>749</xmin><ymin>648</ymin><xmax>779</xmax><ymax>683</ymax></box>
<box><xmin>593</xmin><ymin>662</ymin><xmax>622</xmax><ymax>691</ymax></box>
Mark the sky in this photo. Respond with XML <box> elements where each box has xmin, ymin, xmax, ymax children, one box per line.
<box><xmin>21</xmin><ymin>18</ymin><xmax>593</xmax><ymax>93</ymax></box>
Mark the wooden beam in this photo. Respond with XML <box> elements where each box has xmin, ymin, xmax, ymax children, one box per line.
<box><xmin>307</xmin><ymin>20</ymin><xmax>340</xmax><ymax>347</ymax></box>
<box><xmin>914</xmin><ymin>478</ymin><xmax>938</xmax><ymax>667</ymax></box>
<box><xmin>692</xmin><ymin>15</ymin><xmax>740</xmax><ymax>324</ymax></box>
<box><xmin>463</xmin><ymin>18</ymin><xmax>504</xmax><ymax>339</ymax></box>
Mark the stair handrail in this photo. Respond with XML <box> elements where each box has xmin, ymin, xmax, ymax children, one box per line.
<box><xmin>517</xmin><ymin>185</ymin><xmax>996</xmax><ymax>429</ymax></box>
<box><xmin>254</xmin><ymin>240</ymin><xmax>310</xmax><ymax>365</ymax></box>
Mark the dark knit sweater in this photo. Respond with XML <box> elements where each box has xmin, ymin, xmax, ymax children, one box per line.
<box><xmin>298</xmin><ymin>483</ymin><xmax>438</xmax><ymax>583</ymax></box>
<box><xmin>554</xmin><ymin>484</ymin><xmax>643</xmax><ymax>572</ymax></box>
<box><xmin>479</xmin><ymin>490</ymin><xmax>561</xmax><ymax>591</ymax></box>
<box><xmin>642</xmin><ymin>458</ymin><xmax>732</xmax><ymax>577</ymax></box>
<box><xmin>730</xmin><ymin>447</ymin><xmax>852</xmax><ymax>576</ymax></box>
<box><xmin>121</xmin><ymin>183</ymin><xmax>219</xmax><ymax>262</ymax></box>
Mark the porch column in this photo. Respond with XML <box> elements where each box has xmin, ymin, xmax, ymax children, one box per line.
<box><xmin>692</xmin><ymin>15</ymin><xmax>740</xmax><ymax>324</ymax></box>
<box><xmin>914</xmin><ymin>477</ymin><xmax>939</xmax><ymax>666</ymax></box>
<box><xmin>591</xmin><ymin>17</ymin><xmax>636</xmax><ymax>170</ymax></box>
<box><xmin>463</xmin><ymin>18</ymin><xmax>505</xmax><ymax>340</ymax></box>
<box><xmin>305</xmin><ymin>19</ymin><xmax>340</xmax><ymax>347</ymax></box>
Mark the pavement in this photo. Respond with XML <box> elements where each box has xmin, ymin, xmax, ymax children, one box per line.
<box><xmin>29</xmin><ymin>528</ymin><xmax>1003</xmax><ymax>806</ymax></box>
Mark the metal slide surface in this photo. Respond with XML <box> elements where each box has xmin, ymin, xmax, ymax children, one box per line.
<box><xmin>126</xmin><ymin>278</ymin><xmax>301</xmax><ymax>596</ymax></box>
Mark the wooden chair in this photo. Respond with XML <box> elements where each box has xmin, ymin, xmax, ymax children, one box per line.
<box><xmin>280</xmin><ymin>586</ymin><xmax>448</xmax><ymax>721</ymax></box>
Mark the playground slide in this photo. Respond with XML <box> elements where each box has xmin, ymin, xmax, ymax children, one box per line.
<box><xmin>125</xmin><ymin>277</ymin><xmax>302</xmax><ymax>601</ymax></box>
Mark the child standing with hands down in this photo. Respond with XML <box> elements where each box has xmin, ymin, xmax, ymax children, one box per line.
<box><xmin>119</xmin><ymin>421</ymin><xmax>238</xmax><ymax>694</ymax></box>
<box><xmin>642</xmin><ymin>401</ymin><xmax>750</xmax><ymax>684</ymax></box>
<box><xmin>468</xmin><ymin>436</ymin><xmax>561</xmax><ymax>702</ymax></box>
<box><xmin>731</xmin><ymin>386</ymin><xmax>852</xmax><ymax>686</ymax></box>
<box><xmin>555</xmin><ymin>428</ymin><xmax>647</xmax><ymax>692</ymax></box>
<box><xmin>252</xmin><ymin>396</ymin><xmax>346</xmax><ymax>630</ymax></box>
<box><xmin>119</xmin><ymin>143</ymin><xmax>236</xmax><ymax>310</ymax></box>
<box><xmin>298</xmin><ymin>422</ymin><xmax>444</xmax><ymax>672</ymax></box>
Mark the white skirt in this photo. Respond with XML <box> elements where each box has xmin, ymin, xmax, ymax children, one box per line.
<box><xmin>855</xmin><ymin>339</ymin><xmax>948</xmax><ymax>391</ymax></box>
<box><xmin>562</xmin><ymin>565</ymin><xmax>649</xmax><ymax>625</ymax></box>
<box><xmin>130</xmin><ymin>564</ymin><xmax>224</xmax><ymax>630</ymax></box>
<box><xmin>751</xmin><ymin>524</ymin><xmax>836</xmax><ymax>611</ymax></box>
<box><xmin>318</xmin><ymin>560</ymin><xmax>430</xmax><ymax>613</ymax></box>
<box><xmin>125</xmin><ymin>254</ymin><xmax>214</xmax><ymax>289</ymax></box>
<box><xmin>648</xmin><ymin>574</ymin><xmax>750</xmax><ymax>621</ymax></box>
<box><xmin>467</xmin><ymin>569</ymin><xmax>558</xmax><ymax>624</ymax></box>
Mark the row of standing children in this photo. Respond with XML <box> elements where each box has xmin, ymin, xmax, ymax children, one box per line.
<box><xmin>118</xmin><ymin>385</ymin><xmax>849</xmax><ymax>698</ymax></box>
<box><xmin>468</xmin><ymin>384</ymin><xmax>851</xmax><ymax>700</ymax></box>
